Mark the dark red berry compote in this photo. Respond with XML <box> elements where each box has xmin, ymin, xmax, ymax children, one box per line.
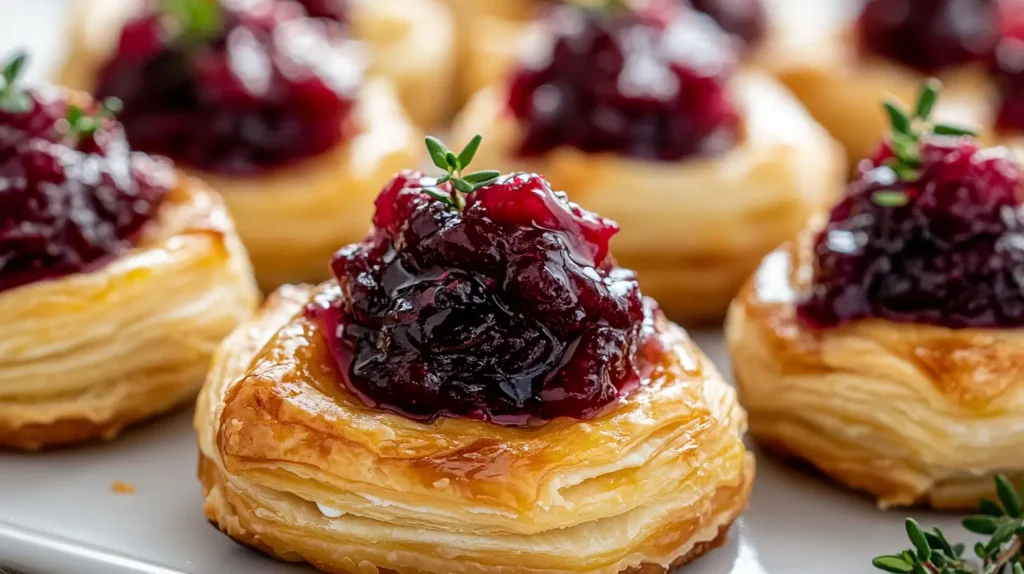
<box><xmin>292</xmin><ymin>0</ymin><xmax>347</xmax><ymax>21</ymax></box>
<box><xmin>690</xmin><ymin>0</ymin><xmax>766</xmax><ymax>49</ymax></box>
<box><xmin>0</xmin><ymin>87</ymin><xmax>173</xmax><ymax>293</ymax></box>
<box><xmin>797</xmin><ymin>137</ymin><xmax>1024</xmax><ymax>329</ymax></box>
<box><xmin>306</xmin><ymin>171</ymin><xmax>663</xmax><ymax>425</ymax></box>
<box><xmin>857</xmin><ymin>0</ymin><xmax>999</xmax><ymax>73</ymax></box>
<box><xmin>508</xmin><ymin>1</ymin><xmax>741</xmax><ymax>161</ymax></box>
<box><xmin>94</xmin><ymin>0</ymin><xmax>363</xmax><ymax>175</ymax></box>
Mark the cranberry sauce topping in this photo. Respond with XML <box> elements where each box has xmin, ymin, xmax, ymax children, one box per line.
<box><xmin>307</xmin><ymin>170</ymin><xmax>661</xmax><ymax>425</ymax></box>
<box><xmin>690</xmin><ymin>0</ymin><xmax>766</xmax><ymax>49</ymax></box>
<box><xmin>797</xmin><ymin>136</ymin><xmax>1024</xmax><ymax>329</ymax></box>
<box><xmin>0</xmin><ymin>81</ymin><xmax>173</xmax><ymax>293</ymax></box>
<box><xmin>508</xmin><ymin>1</ymin><xmax>740</xmax><ymax>162</ymax></box>
<box><xmin>95</xmin><ymin>0</ymin><xmax>363</xmax><ymax>176</ymax></box>
<box><xmin>293</xmin><ymin>0</ymin><xmax>347</xmax><ymax>21</ymax></box>
<box><xmin>857</xmin><ymin>0</ymin><xmax>999</xmax><ymax>73</ymax></box>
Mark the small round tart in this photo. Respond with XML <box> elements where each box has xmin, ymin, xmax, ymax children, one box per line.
<box><xmin>448</xmin><ymin>0</ymin><xmax>769</xmax><ymax>104</ymax></box>
<box><xmin>765</xmin><ymin>0</ymin><xmax>998</xmax><ymax>164</ymax></box>
<box><xmin>726</xmin><ymin>89</ymin><xmax>1024</xmax><ymax>508</ymax></box>
<box><xmin>58</xmin><ymin>0</ymin><xmax>454</xmax><ymax>128</ymax></box>
<box><xmin>452</xmin><ymin>2</ymin><xmax>844</xmax><ymax>323</ymax></box>
<box><xmin>196</xmin><ymin>138</ymin><xmax>753</xmax><ymax>573</ymax></box>
<box><xmin>55</xmin><ymin>0</ymin><xmax>421</xmax><ymax>288</ymax></box>
<box><xmin>0</xmin><ymin>70</ymin><xmax>258</xmax><ymax>450</ymax></box>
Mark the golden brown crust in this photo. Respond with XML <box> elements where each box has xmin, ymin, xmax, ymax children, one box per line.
<box><xmin>196</xmin><ymin>285</ymin><xmax>754</xmax><ymax>573</ymax></box>
<box><xmin>452</xmin><ymin>73</ymin><xmax>845</xmax><ymax>324</ymax></box>
<box><xmin>726</xmin><ymin>237</ymin><xmax>1024</xmax><ymax>508</ymax></box>
<box><xmin>0</xmin><ymin>175</ymin><xmax>258</xmax><ymax>450</ymax></box>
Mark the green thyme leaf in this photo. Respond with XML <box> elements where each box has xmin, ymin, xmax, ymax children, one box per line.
<box><xmin>914</xmin><ymin>78</ymin><xmax>941</xmax><ymax>120</ymax></box>
<box><xmin>444</xmin><ymin>151</ymin><xmax>459</xmax><ymax>172</ymax></box>
<box><xmin>462</xmin><ymin>170</ymin><xmax>500</xmax><ymax>184</ymax></box>
<box><xmin>997</xmin><ymin>476</ymin><xmax>1023</xmax><ymax>518</ymax></box>
<box><xmin>963</xmin><ymin>515</ymin><xmax>1000</xmax><ymax>535</ymax></box>
<box><xmin>906</xmin><ymin>519</ymin><xmax>932</xmax><ymax>562</ymax></box>
<box><xmin>933</xmin><ymin>123</ymin><xmax>977</xmax><ymax>137</ymax></box>
<box><xmin>2</xmin><ymin>52</ymin><xmax>26</xmax><ymax>89</ymax></box>
<box><xmin>457</xmin><ymin>135</ymin><xmax>482</xmax><ymax>172</ymax></box>
<box><xmin>872</xmin><ymin>190</ymin><xmax>909</xmax><ymax>207</ymax></box>
<box><xmin>452</xmin><ymin>178</ymin><xmax>474</xmax><ymax>194</ymax></box>
<box><xmin>873</xmin><ymin>555</ymin><xmax>914</xmax><ymax>573</ymax></box>
<box><xmin>0</xmin><ymin>51</ymin><xmax>30</xmax><ymax>114</ymax></box>
<box><xmin>423</xmin><ymin>188</ymin><xmax>454</xmax><ymax>207</ymax></box>
<box><xmin>883</xmin><ymin>101</ymin><xmax>912</xmax><ymax>136</ymax></box>
<box><xmin>161</xmin><ymin>0</ymin><xmax>222</xmax><ymax>42</ymax></box>
<box><xmin>435</xmin><ymin>174</ymin><xmax>451</xmax><ymax>185</ymax></box>
<box><xmin>981</xmin><ymin>499</ymin><xmax>1005</xmax><ymax>517</ymax></box>
<box><xmin>425</xmin><ymin>136</ymin><xmax>450</xmax><ymax>170</ymax></box>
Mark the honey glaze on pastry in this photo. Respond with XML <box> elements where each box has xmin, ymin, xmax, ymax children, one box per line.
<box><xmin>57</xmin><ymin>0</ymin><xmax>420</xmax><ymax>288</ymax></box>
<box><xmin>765</xmin><ymin>0</ymin><xmax>998</xmax><ymax>164</ymax></box>
<box><xmin>197</xmin><ymin>137</ymin><xmax>754</xmax><ymax>573</ymax></box>
<box><xmin>0</xmin><ymin>56</ymin><xmax>258</xmax><ymax>450</ymax></box>
<box><xmin>453</xmin><ymin>1</ymin><xmax>844</xmax><ymax>323</ymax></box>
<box><xmin>726</xmin><ymin>83</ymin><xmax>1024</xmax><ymax>508</ymax></box>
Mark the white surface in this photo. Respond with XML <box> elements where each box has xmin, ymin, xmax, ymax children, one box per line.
<box><xmin>0</xmin><ymin>1</ymin><xmax>985</xmax><ymax>574</ymax></box>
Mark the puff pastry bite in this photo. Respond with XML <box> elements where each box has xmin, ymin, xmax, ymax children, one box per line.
<box><xmin>765</xmin><ymin>0</ymin><xmax>1002</xmax><ymax>164</ymax></box>
<box><xmin>197</xmin><ymin>136</ymin><xmax>754</xmax><ymax>573</ymax></box>
<box><xmin>452</xmin><ymin>1</ymin><xmax>844</xmax><ymax>323</ymax></box>
<box><xmin>56</xmin><ymin>0</ymin><xmax>421</xmax><ymax>288</ymax></box>
<box><xmin>726</xmin><ymin>84</ymin><xmax>1024</xmax><ymax>509</ymax></box>
<box><xmin>448</xmin><ymin>0</ymin><xmax>769</xmax><ymax>105</ymax></box>
<box><xmin>0</xmin><ymin>56</ymin><xmax>258</xmax><ymax>450</ymax></box>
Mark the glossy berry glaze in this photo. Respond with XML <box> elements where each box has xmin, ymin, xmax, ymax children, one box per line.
<box><xmin>857</xmin><ymin>0</ymin><xmax>999</xmax><ymax>73</ymax></box>
<box><xmin>797</xmin><ymin>137</ymin><xmax>1024</xmax><ymax>329</ymax></box>
<box><xmin>293</xmin><ymin>0</ymin><xmax>347</xmax><ymax>21</ymax></box>
<box><xmin>94</xmin><ymin>0</ymin><xmax>363</xmax><ymax>176</ymax></box>
<box><xmin>306</xmin><ymin>171</ymin><xmax>663</xmax><ymax>425</ymax></box>
<box><xmin>508</xmin><ymin>1</ymin><xmax>741</xmax><ymax>161</ymax></box>
<box><xmin>690</xmin><ymin>0</ymin><xmax>766</xmax><ymax>49</ymax></box>
<box><xmin>0</xmin><ymin>88</ymin><xmax>172</xmax><ymax>293</ymax></box>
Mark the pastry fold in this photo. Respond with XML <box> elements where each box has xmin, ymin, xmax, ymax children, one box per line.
<box><xmin>56</xmin><ymin>0</ymin><xmax>454</xmax><ymax>128</ymax></box>
<box><xmin>452</xmin><ymin>72</ymin><xmax>845</xmax><ymax>323</ymax></box>
<box><xmin>196</xmin><ymin>284</ymin><xmax>754</xmax><ymax>574</ymax></box>
<box><xmin>726</xmin><ymin>237</ymin><xmax>1024</xmax><ymax>509</ymax></box>
<box><xmin>0</xmin><ymin>176</ymin><xmax>258</xmax><ymax>450</ymax></box>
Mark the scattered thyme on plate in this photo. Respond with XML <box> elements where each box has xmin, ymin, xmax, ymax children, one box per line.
<box><xmin>873</xmin><ymin>475</ymin><xmax>1024</xmax><ymax>574</ymax></box>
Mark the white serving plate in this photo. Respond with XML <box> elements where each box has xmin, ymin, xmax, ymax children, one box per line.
<box><xmin>0</xmin><ymin>1</ymin><xmax>984</xmax><ymax>573</ymax></box>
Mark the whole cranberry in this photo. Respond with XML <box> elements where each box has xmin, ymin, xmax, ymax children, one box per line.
<box><xmin>508</xmin><ymin>1</ymin><xmax>741</xmax><ymax>162</ymax></box>
<box><xmin>308</xmin><ymin>170</ymin><xmax>659</xmax><ymax>425</ymax></box>
<box><xmin>857</xmin><ymin>0</ymin><xmax>999</xmax><ymax>72</ymax></box>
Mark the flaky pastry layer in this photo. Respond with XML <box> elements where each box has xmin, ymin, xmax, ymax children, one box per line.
<box><xmin>761</xmin><ymin>20</ymin><xmax>994</xmax><ymax>165</ymax></box>
<box><xmin>56</xmin><ymin>0</ymin><xmax>454</xmax><ymax>128</ymax></box>
<box><xmin>726</xmin><ymin>237</ymin><xmax>1024</xmax><ymax>509</ymax></box>
<box><xmin>451</xmin><ymin>72</ymin><xmax>845</xmax><ymax>323</ymax></box>
<box><xmin>196</xmin><ymin>284</ymin><xmax>754</xmax><ymax>573</ymax></box>
<box><xmin>0</xmin><ymin>176</ymin><xmax>258</xmax><ymax>450</ymax></box>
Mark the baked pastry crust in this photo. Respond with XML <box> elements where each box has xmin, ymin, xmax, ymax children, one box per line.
<box><xmin>0</xmin><ymin>175</ymin><xmax>258</xmax><ymax>450</ymax></box>
<box><xmin>56</xmin><ymin>0</ymin><xmax>454</xmax><ymax>128</ymax></box>
<box><xmin>763</xmin><ymin>21</ymin><xmax>993</xmax><ymax>164</ymax></box>
<box><xmin>196</xmin><ymin>284</ymin><xmax>754</xmax><ymax>573</ymax></box>
<box><xmin>452</xmin><ymin>72</ymin><xmax>845</xmax><ymax>323</ymax></box>
<box><xmin>726</xmin><ymin>235</ymin><xmax>1024</xmax><ymax>509</ymax></box>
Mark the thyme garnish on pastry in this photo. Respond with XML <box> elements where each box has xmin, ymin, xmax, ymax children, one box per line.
<box><xmin>0</xmin><ymin>52</ymin><xmax>29</xmax><ymax>114</ymax></box>
<box><xmin>873</xmin><ymin>475</ymin><xmax>1024</xmax><ymax>573</ymax></box>
<box><xmin>424</xmin><ymin>134</ymin><xmax>500</xmax><ymax>210</ymax></box>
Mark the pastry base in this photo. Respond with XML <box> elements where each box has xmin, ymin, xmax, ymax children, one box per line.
<box><xmin>198</xmin><ymin>452</ymin><xmax>752</xmax><ymax>574</ymax></box>
<box><xmin>727</xmin><ymin>240</ymin><xmax>1024</xmax><ymax>509</ymax></box>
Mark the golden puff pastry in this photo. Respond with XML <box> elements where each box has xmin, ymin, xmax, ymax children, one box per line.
<box><xmin>0</xmin><ymin>177</ymin><xmax>258</xmax><ymax>451</ymax></box>
<box><xmin>56</xmin><ymin>0</ymin><xmax>455</xmax><ymax>129</ymax></box>
<box><xmin>764</xmin><ymin>24</ymin><xmax>993</xmax><ymax>165</ymax></box>
<box><xmin>453</xmin><ymin>73</ymin><xmax>845</xmax><ymax>323</ymax></box>
<box><xmin>196</xmin><ymin>283</ymin><xmax>754</xmax><ymax>574</ymax></box>
<box><xmin>726</xmin><ymin>237</ymin><xmax>1024</xmax><ymax>509</ymax></box>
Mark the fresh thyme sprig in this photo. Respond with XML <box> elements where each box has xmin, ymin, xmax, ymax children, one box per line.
<box><xmin>0</xmin><ymin>51</ymin><xmax>31</xmax><ymax>114</ymax></box>
<box><xmin>871</xmin><ymin>79</ymin><xmax>977</xmax><ymax>208</ymax></box>
<box><xmin>873</xmin><ymin>475</ymin><xmax>1024</xmax><ymax>574</ymax></box>
<box><xmin>160</xmin><ymin>0</ymin><xmax>222</xmax><ymax>45</ymax></box>
<box><xmin>424</xmin><ymin>134</ymin><xmax>500</xmax><ymax>211</ymax></box>
<box><xmin>60</xmin><ymin>97</ymin><xmax>123</xmax><ymax>140</ymax></box>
